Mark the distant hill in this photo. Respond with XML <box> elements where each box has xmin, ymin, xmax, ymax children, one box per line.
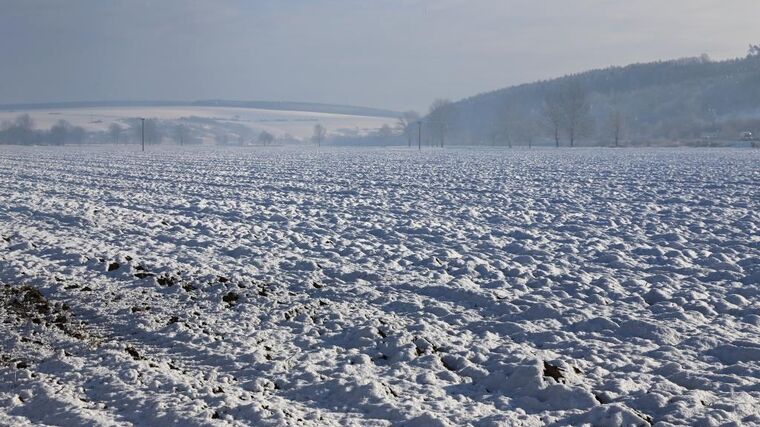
<box><xmin>438</xmin><ymin>51</ymin><xmax>760</xmax><ymax>145</ymax></box>
<box><xmin>191</xmin><ymin>100</ymin><xmax>400</xmax><ymax>118</ymax></box>
<box><xmin>0</xmin><ymin>100</ymin><xmax>401</xmax><ymax>119</ymax></box>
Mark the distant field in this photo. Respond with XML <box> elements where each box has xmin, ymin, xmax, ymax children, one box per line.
<box><xmin>0</xmin><ymin>106</ymin><xmax>394</xmax><ymax>139</ymax></box>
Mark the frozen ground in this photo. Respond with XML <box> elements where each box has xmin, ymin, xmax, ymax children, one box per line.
<box><xmin>0</xmin><ymin>146</ymin><xmax>758</xmax><ymax>427</ymax></box>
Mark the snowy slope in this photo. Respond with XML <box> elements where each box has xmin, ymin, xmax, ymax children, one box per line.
<box><xmin>0</xmin><ymin>146</ymin><xmax>758</xmax><ymax>426</ymax></box>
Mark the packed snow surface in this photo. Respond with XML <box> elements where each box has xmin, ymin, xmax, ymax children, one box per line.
<box><xmin>0</xmin><ymin>146</ymin><xmax>758</xmax><ymax>427</ymax></box>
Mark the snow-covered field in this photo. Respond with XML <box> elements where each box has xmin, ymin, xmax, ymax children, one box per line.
<box><xmin>0</xmin><ymin>146</ymin><xmax>758</xmax><ymax>427</ymax></box>
<box><xmin>0</xmin><ymin>107</ymin><xmax>393</xmax><ymax>138</ymax></box>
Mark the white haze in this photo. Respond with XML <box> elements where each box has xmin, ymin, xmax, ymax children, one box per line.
<box><xmin>0</xmin><ymin>0</ymin><xmax>759</xmax><ymax>111</ymax></box>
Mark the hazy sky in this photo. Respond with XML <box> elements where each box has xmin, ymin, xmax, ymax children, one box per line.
<box><xmin>1</xmin><ymin>0</ymin><xmax>758</xmax><ymax>111</ymax></box>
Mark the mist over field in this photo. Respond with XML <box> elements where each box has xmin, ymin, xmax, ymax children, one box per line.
<box><xmin>1</xmin><ymin>2</ymin><xmax>758</xmax><ymax>427</ymax></box>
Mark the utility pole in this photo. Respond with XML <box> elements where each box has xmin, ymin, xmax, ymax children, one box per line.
<box><xmin>417</xmin><ymin>121</ymin><xmax>422</xmax><ymax>151</ymax></box>
<box><xmin>140</xmin><ymin>118</ymin><xmax>145</xmax><ymax>152</ymax></box>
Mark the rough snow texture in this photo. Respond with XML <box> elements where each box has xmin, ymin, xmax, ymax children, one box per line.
<box><xmin>0</xmin><ymin>146</ymin><xmax>758</xmax><ymax>427</ymax></box>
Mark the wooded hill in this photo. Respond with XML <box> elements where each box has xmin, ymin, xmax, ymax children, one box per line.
<box><xmin>436</xmin><ymin>47</ymin><xmax>760</xmax><ymax>146</ymax></box>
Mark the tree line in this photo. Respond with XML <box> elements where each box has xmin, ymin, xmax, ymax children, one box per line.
<box><xmin>0</xmin><ymin>114</ymin><xmax>288</xmax><ymax>147</ymax></box>
<box><xmin>0</xmin><ymin>115</ymin><xmax>87</xmax><ymax>145</ymax></box>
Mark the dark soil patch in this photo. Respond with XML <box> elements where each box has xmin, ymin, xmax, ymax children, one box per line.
<box><xmin>543</xmin><ymin>361</ymin><xmax>566</xmax><ymax>383</ymax></box>
<box><xmin>1</xmin><ymin>284</ymin><xmax>88</xmax><ymax>340</ymax></box>
<box><xmin>222</xmin><ymin>292</ymin><xmax>240</xmax><ymax>306</ymax></box>
<box><xmin>125</xmin><ymin>346</ymin><xmax>142</xmax><ymax>360</ymax></box>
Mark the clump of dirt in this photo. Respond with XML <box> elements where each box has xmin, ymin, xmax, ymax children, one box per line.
<box><xmin>125</xmin><ymin>346</ymin><xmax>142</xmax><ymax>360</ymax></box>
<box><xmin>3</xmin><ymin>285</ymin><xmax>51</xmax><ymax>319</ymax></box>
<box><xmin>133</xmin><ymin>264</ymin><xmax>156</xmax><ymax>279</ymax></box>
<box><xmin>543</xmin><ymin>361</ymin><xmax>566</xmax><ymax>383</ymax></box>
<box><xmin>157</xmin><ymin>274</ymin><xmax>180</xmax><ymax>287</ymax></box>
<box><xmin>222</xmin><ymin>291</ymin><xmax>240</xmax><ymax>306</ymax></box>
<box><xmin>1</xmin><ymin>284</ymin><xmax>87</xmax><ymax>340</ymax></box>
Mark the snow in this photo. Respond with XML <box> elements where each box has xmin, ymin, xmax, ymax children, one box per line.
<box><xmin>0</xmin><ymin>145</ymin><xmax>758</xmax><ymax>426</ymax></box>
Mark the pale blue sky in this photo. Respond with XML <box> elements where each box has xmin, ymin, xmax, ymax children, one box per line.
<box><xmin>1</xmin><ymin>0</ymin><xmax>758</xmax><ymax>111</ymax></box>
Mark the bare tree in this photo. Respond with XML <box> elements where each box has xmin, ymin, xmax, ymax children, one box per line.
<box><xmin>127</xmin><ymin>119</ymin><xmax>142</xmax><ymax>144</ymax></box>
<box><xmin>544</xmin><ymin>81</ymin><xmax>593</xmax><ymax>147</ymax></box>
<box><xmin>137</xmin><ymin>118</ymin><xmax>161</xmax><ymax>145</ymax></box>
<box><xmin>258</xmin><ymin>130</ymin><xmax>275</xmax><ymax>146</ymax></box>
<box><xmin>428</xmin><ymin>99</ymin><xmax>453</xmax><ymax>147</ymax></box>
<box><xmin>511</xmin><ymin>114</ymin><xmax>539</xmax><ymax>149</ymax></box>
<box><xmin>749</xmin><ymin>44</ymin><xmax>760</xmax><ymax>57</ymax></box>
<box><xmin>377</xmin><ymin>124</ymin><xmax>394</xmax><ymax>138</ymax></box>
<box><xmin>174</xmin><ymin>124</ymin><xmax>190</xmax><ymax>145</ymax></box>
<box><xmin>109</xmin><ymin>123</ymin><xmax>123</xmax><ymax>144</ymax></box>
<box><xmin>487</xmin><ymin>126</ymin><xmax>500</xmax><ymax>147</ymax></box>
<box><xmin>49</xmin><ymin>120</ymin><xmax>71</xmax><ymax>146</ymax></box>
<box><xmin>496</xmin><ymin>103</ymin><xmax>511</xmax><ymax>148</ymax></box>
<box><xmin>501</xmin><ymin>102</ymin><xmax>532</xmax><ymax>149</ymax></box>
<box><xmin>69</xmin><ymin>126</ymin><xmax>86</xmax><ymax>145</ymax></box>
<box><xmin>14</xmin><ymin>114</ymin><xmax>37</xmax><ymax>145</ymax></box>
<box><xmin>312</xmin><ymin>124</ymin><xmax>326</xmax><ymax>147</ymax></box>
<box><xmin>396</xmin><ymin>111</ymin><xmax>420</xmax><ymax>148</ymax></box>
<box><xmin>542</xmin><ymin>91</ymin><xmax>563</xmax><ymax>147</ymax></box>
<box><xmin>560</xmin><ymin>81</ymin><xmax>592</xmax><ymax>147</ymax></box>
<box><xmin>610</xmin><ymin>110</ymin><xmax>623</xmax><ymax>147</ymax></box>
<box><xmin>15</xmin><ymin>114</ymin><xmax>34</xmax><ymax>132</ymax></box>
<box><xmin>215</xmin><ymin>132</ymin><xmax>229</xmax><ymax>145</ymax></box>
